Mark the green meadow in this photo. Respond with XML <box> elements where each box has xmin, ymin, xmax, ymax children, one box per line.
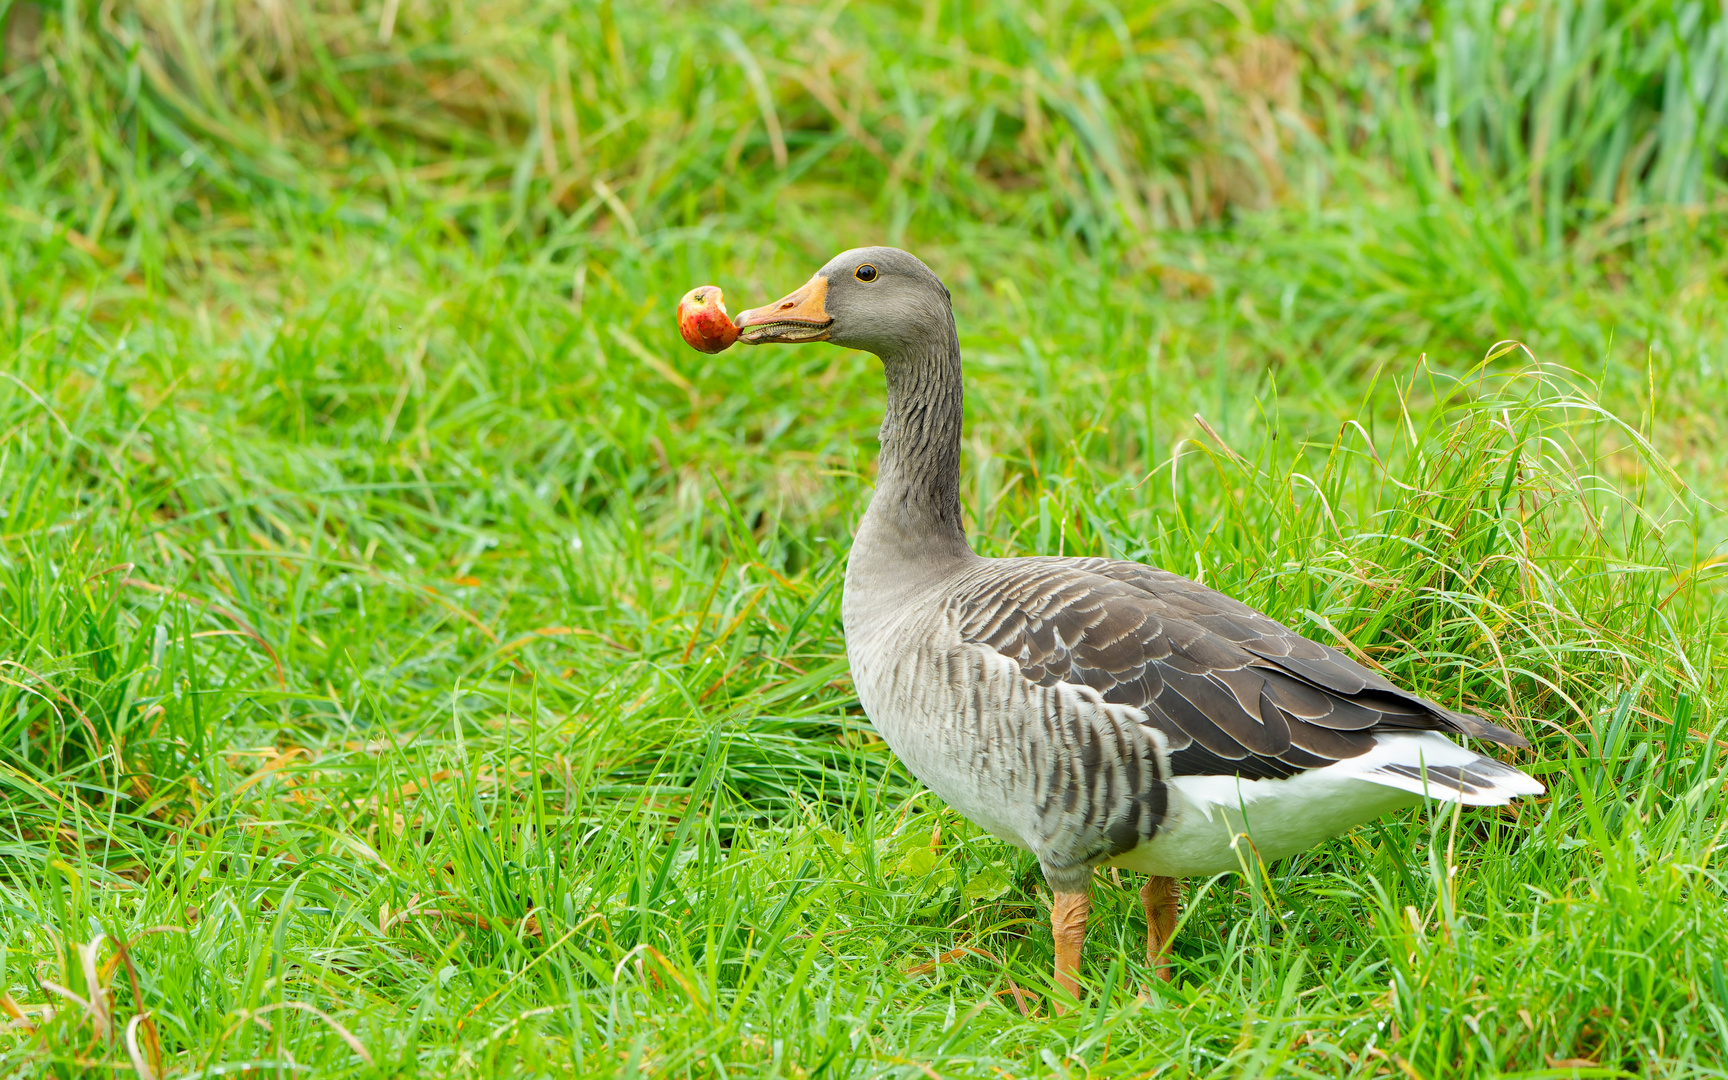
<box><xmin>4</xmin><ymin>0</ymin><xmax>1728</xmax><ymax>1075</ymax></box>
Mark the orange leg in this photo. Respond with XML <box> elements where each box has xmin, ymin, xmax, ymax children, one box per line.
<box><xmin>1050</xmin><ymin>889</ymin><xmax>1091</xmax><ymax>1013</ymax></box>
<box><xmin>1140</xmin><ymin>875</ymin><xmax>1180</xmax><ymax>981</ymax></box>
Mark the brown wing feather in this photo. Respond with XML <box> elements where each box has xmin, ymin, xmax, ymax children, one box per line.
<box><xmin>952</xmin><ymin>556</ymin><xmax>1527</xmax><ymax>781</ymax></box>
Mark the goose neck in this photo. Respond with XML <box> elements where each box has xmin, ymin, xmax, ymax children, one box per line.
<box><xmin>863</xmin><ymin>319</ymin><xmax>970</xmax><ymax>559</ymax></box>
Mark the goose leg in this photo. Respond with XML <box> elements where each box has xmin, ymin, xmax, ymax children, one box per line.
<box><xmin>1050</xmin><ymin>888</ymin><xmax>1091</xmax><ymax>1013</ymax></box>
<box><xmin>1140</xmin><ymin>875</ymin><xmax>1180</xmax><ymax>981</ymax></box>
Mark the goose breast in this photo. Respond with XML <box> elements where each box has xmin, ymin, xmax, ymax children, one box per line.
<box><xmin>845</xmin><ymin>589</ymin><xmax>1171</xmax><ymax>891</ymax></box>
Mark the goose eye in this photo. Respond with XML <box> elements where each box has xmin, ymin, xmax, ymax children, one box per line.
<box><xmin>855</xmin><ymin>264</ymin><xmax>878</xmax><ymax>282</ymax></box>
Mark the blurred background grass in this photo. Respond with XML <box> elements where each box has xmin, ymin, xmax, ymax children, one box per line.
<box><xmin>4</xmin><ymin>0</ymin><xmax>1728</xmax><ymax>1076</ymax></box>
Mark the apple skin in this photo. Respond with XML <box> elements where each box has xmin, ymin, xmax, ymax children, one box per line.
<box><xmin>677</xmin><ymin>286</ymin><xmax>740</xmax><ymax>353</ymax></box>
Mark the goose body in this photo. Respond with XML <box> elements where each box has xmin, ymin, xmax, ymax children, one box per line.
<box><xmin>844</xmin><ymin>552</ymin><xmax>1540</xmax><ymax>888</ymax></box>
<box><xmin>729</xmin><ymin>247</ymin><xmax>1542</xmax><ymax>1005</ymax></box>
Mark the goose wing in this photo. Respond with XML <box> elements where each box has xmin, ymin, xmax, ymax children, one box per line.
<box><xmin>952</xmin><ymin>556</ymin><xmax>1526</xmax><ymax>781</ymax></box>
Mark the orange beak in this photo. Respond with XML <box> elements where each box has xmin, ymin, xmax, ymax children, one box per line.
<box><xmin>734</xmin><ymin>274</ymin><xmax>833</xmax><ymax>344</ymax></box>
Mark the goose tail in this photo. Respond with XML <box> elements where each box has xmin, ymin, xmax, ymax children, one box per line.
<box><xmin>1353</xmin><ymin>731</ymin><xmax>1545</xmax><ymax>807</ymax></box>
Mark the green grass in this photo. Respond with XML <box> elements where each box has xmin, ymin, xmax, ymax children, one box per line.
<box><xmin>4</xmin><ymin>0</ymin><xmax>1728</xmax><ymax>1076</ymax></box>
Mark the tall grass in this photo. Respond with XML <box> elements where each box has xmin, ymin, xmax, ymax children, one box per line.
<box><xmin>3</xmin><ymin>0</ymin><xmax>1728</xmax><ymax>1076</ymax></box>
<box><xmin>8</xmin><ymin>0</ymin><xmax>1727</xmax><ymax>249</ymax></box>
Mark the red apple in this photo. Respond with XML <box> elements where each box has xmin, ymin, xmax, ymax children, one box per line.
<box><xmin>677</xmin><ymin>286</ymin><xmax>740</xmax><ymax>353</ymax></box>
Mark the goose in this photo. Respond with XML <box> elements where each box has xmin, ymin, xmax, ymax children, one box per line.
<box><xmin>722</xmin><ymin>247</ymin><xmax>1544</xmax><ymax>1009</ymax></box>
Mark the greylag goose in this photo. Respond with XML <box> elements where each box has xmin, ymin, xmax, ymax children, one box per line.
<box><xmin>717</xmin><ymin>247</ymin><xmax>1543</xmax><ymax>1008</ymax></box>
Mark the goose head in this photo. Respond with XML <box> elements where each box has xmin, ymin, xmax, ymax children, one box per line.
<box><xmin>734</xmin><ymin>246</ymin><xmax>953</xmax><ymax>358</ymax></box>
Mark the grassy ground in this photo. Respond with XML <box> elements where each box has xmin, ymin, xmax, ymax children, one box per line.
<box><xmin>4</xmin><ymin>0</ymin><xmax>1728</xmax><ymax>1076</ymax></box>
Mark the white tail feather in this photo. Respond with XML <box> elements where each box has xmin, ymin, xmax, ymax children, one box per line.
<box><xmin>1351</xmin><ymin>731</ymin><xmax>1545</xmax><ymax>806</ymax></box>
